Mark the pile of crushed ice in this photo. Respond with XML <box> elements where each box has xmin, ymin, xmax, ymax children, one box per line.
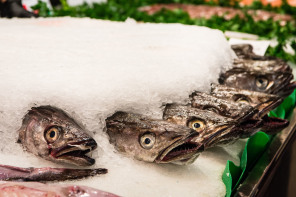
<box><xmin>0</xmin><ymin>18</ymin><xmax>244</xmax><ymax>196</ymax></box>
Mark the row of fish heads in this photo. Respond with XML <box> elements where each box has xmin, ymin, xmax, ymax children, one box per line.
<box><xmin>106</xmin><ymin>44</ymin><xmax>296</xmax><ymax>165</ymax></box>
<box><xmin>16</xmin><ymin>44</ymin><xmax>296</xmax><ymax>168</ymax></box>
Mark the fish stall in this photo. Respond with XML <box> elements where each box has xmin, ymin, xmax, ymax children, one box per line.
<box><xmin>0</xmin><ymin>18</ymin><xmax>295</xmax><ymax>196</ymax></box>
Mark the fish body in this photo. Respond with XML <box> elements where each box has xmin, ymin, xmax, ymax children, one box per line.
<box><xmin>18</xmin><ymin>106</ymin><xmax>97</xmax><ymax>166</ymax></box>
<box><xmin>106</xmin><ymin>111</ymin><xmax>201</xmax><ymax>165</ymax></box>
<box><xmin>0</xmin><ymin>164</ymin><xmax>107</xmax><ymax>182</ymax></box>
<box><xmin>0</xmin><ymin>181</ymin><xmax>118</xmax><ymax>197</ymax></box>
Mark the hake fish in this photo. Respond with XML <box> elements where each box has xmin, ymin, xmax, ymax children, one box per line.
<box><xmin>219</xmin><ymin>59</ymin><xmax>296</xmax><ymax>97</ymax></box>
<box><xmin>0</xmin><ymin>164</ymin><xmax>107</xmax><ymax>182</ymax></box>
<box><xmin>210</xmin><ymin>84</ymin><xmax>289</xmax><ymax>133</ymax></box>
<box><xmin>163</xmin><ymin>104</ymin><xmax>263</xmax><ymax>148</ymax></box>
<box><xmin>0</xmin><ymin>181</ymin><xmax>117</xmax><ymax>197</ymax></box>
<box><xmin>189</xmin><ymin>91</ymin><xmax>257</xmax><ymax>120</ymax></box>
<box><xmin>106</xmin><ymin>111</ymin><xmax>201</xmax><ymax>165</ymax></box>
<box><xmin>18</xmin><ymin>106</ymin><xmax>98</xmax><ymax>166</ymax></box>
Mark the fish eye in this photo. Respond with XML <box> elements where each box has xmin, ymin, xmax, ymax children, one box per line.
<box><xmin>233</xmin><ymin>95</ymin><xmax>250</xmax><ymax>105</ymax></box>
<box><xmin>139</xmin><ymin>132</ymin><xmax>156</xmax><ymax>149</ymax></box>
<box><xmin>45</xmin><ymin>126</ymin><xmax>61</xmax><ymax>143</ymax></box>
<box><xmin>255</xmin><ymin>77</ymin><xmax>269</xmax><ymax>89</ymax></box>
<box><xmin>188</xmin><ymin>119</ymin><xmax>205</xmax><ymax>132</ymax></box>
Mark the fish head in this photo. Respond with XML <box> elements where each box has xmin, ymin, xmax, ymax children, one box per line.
<box><xmin>219</xmin><ymin>59</ymin><xmax>296</xmax><ymax>97</ymax></box>
<box><xmin>210</xmin><ymin>84</ymin><xmax>283</xmax><ymax>117</ymax></box>
<box><xmin>18</xmin><ymin>106</ymin><xmax>97</xmax><ymax>166</ymax></box>
<box><xmin>106</xmin><ymin>111</ymin><xmax>201</xmax><ymax>165</ymax></box>
<box><xmin>190</xmin><ymin>91</ymin><xmax>257</xmax><ymax>121</ymax></box>
<box><xmin>162</xmin><ymin>104</ymin><xmax>253</xmax><ymax>148</ymax></box>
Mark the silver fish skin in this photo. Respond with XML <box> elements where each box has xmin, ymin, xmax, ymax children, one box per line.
<box><xmin>190</xmin><ymin>91</ymin><xmax>257</xmax><ymax>121</ymax></box>
<box><xmin>0</xmin><ymin>181</ymin><xmax>117</xmax><ymax>197</ymax></box>
<box><xmin>0</xmin><ymin>164</ymin><xmax>107</xmax><ymax>182</ymax></box>
<box><xmin>219</xmin><ymin>59</ymin><xmax>296</xmax><ymax>97</ymax></box>
<box><xmin>18</xmin><ymin>106</ymin><xmax>97</xmax><ymax>166</ymax></box>
<box><xmin>106</xmin><ymin>111</ymin><xmax>200</xmax><ymax>165</ymax></box>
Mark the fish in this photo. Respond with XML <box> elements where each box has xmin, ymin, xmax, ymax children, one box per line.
<box><xmin>189</xmin><ymin>91</ymin><xmax>257</xmax><ymax>120</ymax></box>
<box><xmin>210</xmin><ymin>84</ymin><xmax>289</xmax><ymax>134</ymax></box>
<box><xmin>0</xmin><ymin>181</ymin><xmax>118</xmax><ymax>197</ymax></box>
<box><xmin>163</xmin><ymin>104</ymin><xmax>263</xmax><ymax>147</ymax></box>
<box><xmin>210</xmin><ymin>84</ymin><xmax>282</xmax><ymax>116</ymax></box>
<box><xmin>219</xmin><ymin>59</ymin><xmax>296</xmax><ymax>97</ymax></box>
<box><xmin>18</xmin><ymin>106</ymin><xmax>97</xmax><ymax>166</ymax></box>
<box><xmin>0</xmin><ymin>164</ymin><xmax>107</xmax><ymax>182</ymax></box>
<box><xmin>106</xmin><ymin>111</ymin><xmax>201</xmax><ymax>165</ymax></box>
<box><xmin>231</xmin><ymin>44</ymin><xmax>275</xmax><ymax>60</ymax></box>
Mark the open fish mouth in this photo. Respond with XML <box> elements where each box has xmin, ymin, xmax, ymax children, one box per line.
<box><xmin>155</xmin><ymin>135</ymin><xmax>201</xmax><ymax>165</ymax></box>
<box><xmin>50</xmin><ymin>139</ymin><xmax>97</xmax><ymax>166</ymax></box>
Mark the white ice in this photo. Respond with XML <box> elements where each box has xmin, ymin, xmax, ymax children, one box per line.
<box><xmin>0</xmin><ymin>18</ymin><xmax>242</xmax><ymax>197</ymax></box>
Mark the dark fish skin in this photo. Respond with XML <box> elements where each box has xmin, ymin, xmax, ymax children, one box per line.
<box><xmin>210</xmin><ymin>84</ymin><xmax>289</xmax><ymax>134</ymax></box>
<box><xmin>0</xmin><ymin>164</ymin><xmax>107</xmax><ymax>182</ymax></box>
<box><xmin>163</xmin><ymin>104</ymin><xmax>263</xmax><ymax>149</ymax></box>
<box><xmin>231</xmin><ymin>44</ymin><xmax>276</xmax><ymax>61</ymax></box>
<box><xmin>210</xmin><ymin>84</ymin><xmax>283</xmax><ymax>117</ymax></box>
<box><xmin>190</xmin><ymin>91</ymin><xmax>258</xmax><ymax>120</ymax></box>
<box><xmin>219</xmin><ymin>59</ymin><xmax>296</xmax><ymax>97</ymax></box>
<box><xmin>106</xmin><ymin>111</ymin><xmax>201</xmax><ymax>165</ymax></box>
<box><xmin>18</xmin><ymin>106</ymin><xmax>97</xmax><ymax>166</ymax></box>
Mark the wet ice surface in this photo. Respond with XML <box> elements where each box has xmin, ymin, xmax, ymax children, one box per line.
<box><xmin>0</xmin><ymin>18</ymin><xmax>242</xmax><ymax>196</ymax></box>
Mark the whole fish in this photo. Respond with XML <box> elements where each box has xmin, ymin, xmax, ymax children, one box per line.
<box><xmin>106</xmin><ymin>111</ymin><xmax>201</xmax><ymax>165</ymax></box>
<box><xmin>0</xmin><ymin>181</ymin><xmax>118</xmax><ymax>197</ymax></box>
<box><xmin>219</xmin><ymin>59</ymin><xmax>296</xmax><ymax>97</ymax></box>
<box><xmin>210</xmin><ymin>84</ymin><xmax>289</xmax><ymax>133</ymax></box>
<box><xmin>163</xmin><ymin>104</ymin><xmax>263</xmax><ymax>147</ymax></box>
<box><xmin>18</xmin><ymin>106</ymin><xmax>97</xmax><ymax>166</ymax></box>
<box><xmin>0</xmin><ymin>164</ymin><xmax>107</xmax><ymax>182</ymax></box>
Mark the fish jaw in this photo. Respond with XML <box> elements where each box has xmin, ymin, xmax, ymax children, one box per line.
<box><xmin>261</xmin><ymin>116</ymin><xmax>289</xmax><ymax>135</ymax></box>
<box><xmin>155</xmin><ymin>133</ymin><xmax>202</xmax><ymax>164</ymax></box>
<box><xmin>49</xmin><ymin>139</ymin><xmax>97</xmax><ymax>166</ymax></box>
<box><xmin>255</xmin><ymin>98</ymin><xmax>283</xmax><ymax>118</ymax></box>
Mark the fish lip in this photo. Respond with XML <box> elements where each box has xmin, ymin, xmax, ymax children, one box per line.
<box><xmin>278</xmin><ymin>81</ymin><xmax>296</xmax><ymax>97</ymax></box>
<box><xmin>155</xmin><ymin>133</ymin><xmax>202</xmax><ymax>164</ymax></box>
<box><xmin>261</xmin><ymin>115</ymin><xmax>289</xmax><ymax>131</ymax></box>
<box><xmin>256</xmin><ymin>98</ymin><xmax>283</xmax><ymax>118</ymax></box>
<box><xmin>50</xmin><ymin>139</ymin><xmax>97</xmax><ymax>166</ymax></box>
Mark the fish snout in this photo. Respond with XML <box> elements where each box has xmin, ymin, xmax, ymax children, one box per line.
<box><xmin>84</xmin><ymin>138</ymin><xmax>97</xmax><ymax>151</ymax></box>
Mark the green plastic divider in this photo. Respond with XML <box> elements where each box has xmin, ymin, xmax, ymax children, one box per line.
<box><xmin>222</xmin><ymin>90</ymin><xmax>296</xmax><ymax>197</ymax></box>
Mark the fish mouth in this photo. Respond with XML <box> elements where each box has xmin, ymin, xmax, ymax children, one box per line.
<box><xmin>50</xmin><ymin>139</ymin><xmax>97</xmax><ymax>166</ymax></box>
<box><xmin>155</xmin><ymin>134</ymin><xmax>202</xmax><ymax>165</ymax></box>
<box><xmin>155</xmin><ymin>126</ymin><xmax>230</xmax><ymax>164</ymax></box>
